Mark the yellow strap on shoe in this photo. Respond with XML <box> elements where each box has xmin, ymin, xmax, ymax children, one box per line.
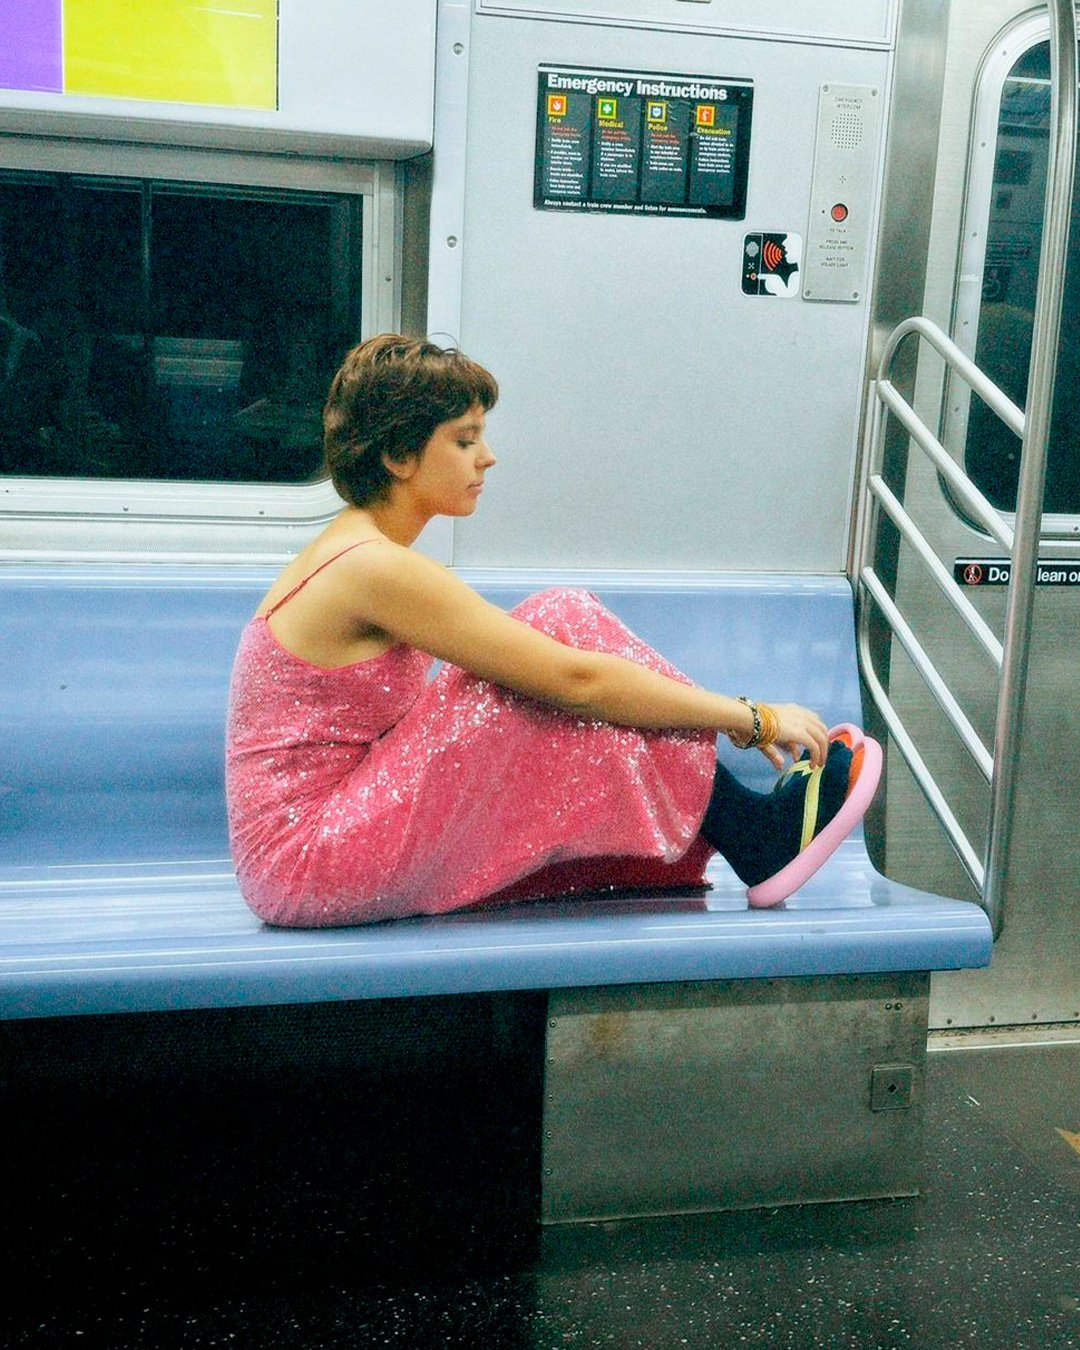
<box><xmin>781</xmin><ymin>759</ymin><xmax>823</xmax><ymax>852</ymax></box>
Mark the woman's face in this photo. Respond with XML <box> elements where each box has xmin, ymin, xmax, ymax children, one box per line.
<box><xmin>395</xmin><ymin>404</ymin><xmax>496</xmax><ymax>517</ymax></box>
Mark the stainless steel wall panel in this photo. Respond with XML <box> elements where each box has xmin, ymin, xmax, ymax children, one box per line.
<box><xmin>455</xmin><ymin>15</ymin><xmax>892</xmax><ymax>570</ymax></box>
<box><xmin>477</xmin><ymin>0</ymin><xmax>896</xmax><ymax>48</ymax></box>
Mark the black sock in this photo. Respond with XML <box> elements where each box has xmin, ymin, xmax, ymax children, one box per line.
<box><xmin>700</xmin><ymin>741</ymin><xmax>853</xmax><ymax>887</ymax></box>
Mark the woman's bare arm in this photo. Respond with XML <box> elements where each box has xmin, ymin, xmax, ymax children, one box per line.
<box><xmin>342</xmin><ymin>544</ymin><xmax>829</xmax><ymax>765</ymax></box>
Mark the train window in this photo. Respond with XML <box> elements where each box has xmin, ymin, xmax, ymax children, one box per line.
<box><xmin>954</xmin><ymin>32</ymin><xmax>1080</xmax><ymax>529</ymax></box>
<box><xmin>0</xmin><ymin>170</ymin><xmax>362</xmax><ymax>487</ymax></box>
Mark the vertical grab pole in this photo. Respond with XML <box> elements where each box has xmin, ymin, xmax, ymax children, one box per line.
<box><xmin>984</xmin><ymin>0</ymin><xmax>1077</xmax><ymax>937</ymax></box>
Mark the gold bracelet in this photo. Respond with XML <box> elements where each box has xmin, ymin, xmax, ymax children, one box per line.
<box><xmin>728</xmin><ymin>697</ymin><xmax>780</xmax><ymax>749</ymax></box>
<box><xmin>758</xmin><ymin>702</ymin><xmax>780</xmax><ymax>747</ymax></box>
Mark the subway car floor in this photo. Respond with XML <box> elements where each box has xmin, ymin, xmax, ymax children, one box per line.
<box><xmin>3</xmin><ymin>1001</ymin><xmax>1078</xmax><ymax>1350</ymax></box>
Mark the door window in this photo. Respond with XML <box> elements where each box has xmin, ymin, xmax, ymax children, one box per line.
<box><xmin>960</xmin><ymin>37</ymin><xmax>1080</xmax><ymax>524</ymax></box>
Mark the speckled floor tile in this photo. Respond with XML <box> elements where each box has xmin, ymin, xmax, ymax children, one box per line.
<box><xmin>3</xmin><ymin>1009</ymin><xmax>1077</xmax><ymax>1350</ymax></box>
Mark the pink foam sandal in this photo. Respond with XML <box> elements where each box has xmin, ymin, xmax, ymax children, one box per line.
<box><xmin>745</xmin><ymin>723</ymin><xmax>882</xmax><ymax>909</ymax></box>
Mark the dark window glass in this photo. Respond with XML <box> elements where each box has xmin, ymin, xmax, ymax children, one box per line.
<box><xmin>966</xmin><ymin>40</ymin><xmax>1080</xmax><ymax>515</ymax></box>
<box><xmin>0</xmin><ymin>172</ymin><xmax>362</xmax><ymax>483</ymax></box>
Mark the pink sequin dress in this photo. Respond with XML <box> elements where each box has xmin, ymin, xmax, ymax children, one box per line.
<box><xmin>226</xmin><ymin>565</ymin><xmax>716</xmax><ymax>927</ymax></box>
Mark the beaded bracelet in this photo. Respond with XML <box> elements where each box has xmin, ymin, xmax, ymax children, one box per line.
<box><xmin>728</xmin><ymin>696</ymin><xmax>780</xmax><ymax>750</ymax></box>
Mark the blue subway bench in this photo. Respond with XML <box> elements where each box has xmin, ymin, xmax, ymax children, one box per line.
<box><xmin>0</xmin><ymin>563</ymin><xmax>992</xmax><ymax>1221</ymax></box>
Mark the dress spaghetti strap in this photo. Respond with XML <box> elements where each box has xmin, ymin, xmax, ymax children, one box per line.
<box><xmin>263</xmin><ymin>539</ymin><xmax>383</xmax><ymax>619</ymax></box>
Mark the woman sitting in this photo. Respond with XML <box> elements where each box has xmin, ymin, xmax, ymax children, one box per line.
<box><xmin>226</xmin><ymin>335</ymin><xmax>879</xmax><ymax>927</ymax></box>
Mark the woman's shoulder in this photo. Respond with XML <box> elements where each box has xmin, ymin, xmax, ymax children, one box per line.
<box><xmin>256</xmin><ymin>527</ymin><xmax>397</xmax><ymax>619</ymax></box>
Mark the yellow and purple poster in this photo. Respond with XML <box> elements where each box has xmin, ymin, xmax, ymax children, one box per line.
<box><xmin>0</xmin><ymin>1</ymin><xmax>278</xmax><ymax>110</ymax></box>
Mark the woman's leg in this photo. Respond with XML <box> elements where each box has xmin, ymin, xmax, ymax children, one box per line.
<box><xmin>699</xmin><ymin>740</ymin><xmax>853</xmax><ymax>888</ymax></box>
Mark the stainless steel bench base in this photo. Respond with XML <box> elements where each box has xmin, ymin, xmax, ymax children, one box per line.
<box><xmin>542</xmin><ymin>973</ymin><xmax>928</xmax><ymax>1223</ymax></box>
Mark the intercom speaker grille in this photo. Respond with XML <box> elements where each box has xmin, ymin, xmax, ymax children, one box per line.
<box><xmin>831</xmin><ymin>111</ymin><xmax>864</xmax><ymax>151</ymax></box>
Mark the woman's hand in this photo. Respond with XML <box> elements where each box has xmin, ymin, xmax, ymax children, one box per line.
<box><xmin>758</xmin><ymin>703</ymin><xmax>830</xmax><ymax>770</ymax></box>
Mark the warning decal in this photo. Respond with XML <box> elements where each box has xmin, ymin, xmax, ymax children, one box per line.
<box><xmin>955</xmin><ymin>558</ymin><xmax>1080</xmax><ymax>587</ymax></box>
<box><xmin>743</xmin><ymin>232</ymin><xmax>802</xmax><ymax>297</ymax></box>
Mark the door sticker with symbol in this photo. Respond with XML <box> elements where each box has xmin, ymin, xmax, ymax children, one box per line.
<box><xmin>742</xmin><ymin>232</ymin><xmax>802</xmax><ymax>297</ymax></box>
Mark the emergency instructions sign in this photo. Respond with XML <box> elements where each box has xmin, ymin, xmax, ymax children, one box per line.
<box><xmin>535</xmin><ymin>65</ymin><xmax>753</xmax><ymax>219</ymax></box>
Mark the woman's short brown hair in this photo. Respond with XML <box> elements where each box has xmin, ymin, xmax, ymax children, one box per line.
<box><xmin>323</xmin><ymin>334</ymin><xmax>499</xmax><ymax>507</ymax></box>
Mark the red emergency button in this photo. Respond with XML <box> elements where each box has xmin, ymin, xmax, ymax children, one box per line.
<box><xmin>831</xmin><ymin>202</ymin><xmax>849</xmax><ymax>222</ymax></box>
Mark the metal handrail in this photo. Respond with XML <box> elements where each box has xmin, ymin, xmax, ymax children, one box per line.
<box><xmin>854</xmin><ymin>1</ymin><xmax>1076</xmax><ymax>937</ymax></box>
<box><xmin>867</xmin><ymin>473</ymin><xmax>1003</xmax><ymax>669</ymax></box>
<box><xmin>855</xmin><ymin>327</ymin><xmax>1011</xmax><ymax>896</ymax></box>
<box><xmin>876</xmin><ymin>317</ymin><xmax>1023</xmax><ymax>540</ymax></box>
